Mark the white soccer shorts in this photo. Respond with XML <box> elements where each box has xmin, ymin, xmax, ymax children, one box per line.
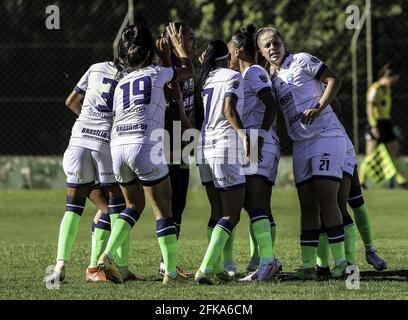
<box><xmin>111</xmin><ymin>143</ymin><xmax>169</xmax><ymax>186</ymax></box>
<box><xmin>293</xmin><ymin>136</ymin><xmax>346</xmax><ymax>187</ymax></box>
<box><xmin>63</xmin><ymin>146</ymin><xmax>116</xmax><ymax>187</ymax></box>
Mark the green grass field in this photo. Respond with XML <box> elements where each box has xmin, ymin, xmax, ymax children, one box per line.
<box><xmin>0</xmin><ymin>189</ymin><xmax>407</xmax><ymax>300</ymax></box>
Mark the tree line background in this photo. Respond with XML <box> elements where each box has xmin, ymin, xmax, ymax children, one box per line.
<box><xmin>1</xmin><ymin>0</ymin><xmax>407</xmax><ymax>155</ymax></box>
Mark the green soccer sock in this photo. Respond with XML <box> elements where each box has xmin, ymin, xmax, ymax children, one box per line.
<box><xmin>250</xmin><ymin>215</ymin><xmax>274</xmax><ymax>265</ymax></box>
<box><xmin>343</xmin><ymin>216</ymin><xmax>356</xmax><ymax>265</ymax></box>
<box><xmin>104</xmin><ymin>219</ymin><xmax>131</xmax><ymax>258</ymax></box>
<box><xmin>104</xmin><ymin>208</ymin><xmax>139</xmax><ymax>259</ymax></box>
<box><xmin>316</xmin><ymin>233</ymin><xmax>330</xmax><ymax>268</ymax></box>
<box><xmin>352</xmin><ymin>203</ymin><xmax>373</xmax><ymax>248</ymax></box>
<box><xmin>300</xmin><ymin>229</ymin><xmax>320</xmax><ymax>268</ymax></box>
<box><xmin>271</xmin><ymin>224</ymin><xmax>276</xmax><ymax>251</ymax></box>
<box><xmin>157</xmin><ymin>218</ymin><xmax>178</xmax><ymax>276</ymax></box>
<box><xmin>116</xmin><ymin>235</ymin><xmax>129</xmax><ymax>268</ymax></box>
<box><xmin>248</xmin><ymin>222</ymin><xmax>259</xmax><ymax>261</ymax></box>
<box><xmin>109</xmin><ymin>212</ymin><xmax>130</xmax><ymax>266</ymax></box>
<box><xmin>90</xmin><ymin>214</ymin><xmax>111</xmax><ymax>268</ymax></box>
<box><xmin>57</xmin><ymin>211</ymin><xmax>82</xmax><ymax>262</ymax></box>
<box><xmin>327</xmin><ymin>225</ymin><xmax>346</xmax><ymax>265</ymax></box>
<box><xmin>199</xmin><ymin>219</ymin><xmax>232</xmax><ymax>274</ymax></box>
<box><xmin>223</xmin><ymin>229</ymin><xmax>235</xmax><ymax>265</ymax></box>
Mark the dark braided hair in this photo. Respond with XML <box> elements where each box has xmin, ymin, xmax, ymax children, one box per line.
<box><xmin>194</xmin><ymin>40</ymin><xmax>229</xmax><ymax>128</ymax></box>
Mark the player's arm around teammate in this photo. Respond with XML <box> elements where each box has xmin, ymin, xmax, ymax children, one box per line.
<box><xmin>257</xmin><ymin>27</ymin><xmax>348</xmax><ymax>280</ymax></box>
<box><xmin>228</xmin><ymin>24</ymin><xmax>281</xmax><ymax>282</ymax></box>
<box><xmin>97</xmin><ymin>23</ymin><xmax>194</xmax><ymax>285</ymax></box>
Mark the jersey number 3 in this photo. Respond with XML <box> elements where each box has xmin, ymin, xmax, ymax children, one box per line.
<box><xmin>96</xmin><ymin>77</ymin><xmax>118</xmax><ymax>112</ymax></box>
<box><xmin>120</xmin><ymin>76</ymin><xmax>152</xmax><ymax>110</ymax></box>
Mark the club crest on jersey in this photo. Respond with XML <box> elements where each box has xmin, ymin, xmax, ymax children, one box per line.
<box><xmin>232</xmin><ymin>80</ymin><xmax>240</xmax><ymax>89</ymax></box>
<box><xmin>287</xmin><ymin>73</ymin><xmax>294</xmax><ymax>85</ymax></box>
<box><xmin>259</xmin><ymin>74</ymin><xmax>268</xmax><ymax>83</ymax></box>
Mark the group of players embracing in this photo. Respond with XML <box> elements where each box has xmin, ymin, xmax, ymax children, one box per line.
<box><xmin>45</xmin><ymin>21</ymin><xmax>387</xmax><ymax>286</ymax></box>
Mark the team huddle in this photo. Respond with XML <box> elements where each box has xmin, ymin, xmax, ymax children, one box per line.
<box><xmin>45</xmin><ymin>22</ymin><xmax>387</xmax><ymax>286</ymax></box>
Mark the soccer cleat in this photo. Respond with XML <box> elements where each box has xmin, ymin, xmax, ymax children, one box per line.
<box><xmin>315</xmin><ymin>265</ymin><xmax>331</xmax><ymax>280</ymax></box>
<box><xmin>97</xmin><ymin>253</ymin><xmax>123</xmax><ymax>284</ymax></box>
<box><xmin>239</xmin><ymin>270</ymin><xmax>259</xmax><ymax>282</ymax></box>
<box><xmin>331</xmin><ymin>261</ymin><xmax>348</xmax><ymax>279</ymax></box>
<box><xmin>215</xmin><ymin>270</ymin><xmax>232</xmax><ymax>283</ymax></box>
<box><xmin>119</xmin><ymin>268</ymin><xmax>145</xmax><ymax>282</ymax></box>
<box><xmin>194</xmin><ymin>270</ymin><xmax>214</xmax><ymax>285</ymax></box>
<box><xmin>163</xmin><ymin>272</ymin><xmax>188</xmax><ymax>286</ymax></box>
<box><xmin>158</xmin><ymin>262</ymin><xmax>191</xmax><ymax>278</ymax></box>
<box><xmin>224</xmin><ymin>263</ymin><xmax>237</xmax><ymax>277</ymax></box>
<box><xmin>44</xmin><ymin>266</ymin><xmax>65</xmax><ymax>285</ymax></box>
<box><xmin>290</xmin><ymin>267</ymin><xmax>317</xmax><ymax>281</ymax></box>
<box><xmin>176</xmin><ymin>265</ymin><xmax>192</xmax><ymax>278</ymax></box>
<box><xmin>366</xmin><ymin>249</ymin><xmax>387</xmax><ymax>271</ymax></box>
<box><xmin>257</xmin><ymin>259</ymin><xmax>282</xmax><ymax>282</ymax></box>
<box><xmin>246</xmin><ymin>257</ymin><xmax>260</xmax><ymax>273</ymax></box>
<box><xmin>85</xmin><ymin>267</ymin><xmax>107</xmax><ymax>282</ymax></box>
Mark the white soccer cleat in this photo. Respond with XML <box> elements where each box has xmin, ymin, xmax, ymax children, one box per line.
<box><xmin>224</xmin><ymin>263</ymin><xmax>237</xmax><ymax>277</ymax></box>
<box><xmin>366</xmin><ymin>248</ymin><xmax>387</xmax><ymax>271</ymax></box>
<box><xmin>257</xmin><ymin>259</ymin><xmax>282</xmax><ymax>282</ymax></box>
<box><xmin>238</xmin><ymin>270</ymin><xmax>259</xmax><ymax>282</ymax></box>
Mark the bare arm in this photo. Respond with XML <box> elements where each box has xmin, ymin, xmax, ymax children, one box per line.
<box><xmin>166</xmin><ymin>23</ymin><xmax>195</xmax><ymax>81</ymax></box>
<box><xmin>258</xmin><ymin>89</ymin><xmax>278</xmax><ymax>132</ymax></box>
<box><xmin>302</xmin><ymin>66</ymin><xmax>342</xmax><ymax>125</ymax></box>
<box><xmin>224</xmin><ymin>95</ymin><xmax>250</xmax><ymax>159</ymax></box>
<box><xmin>65</xmin><ymin>91</ymin><xmax>83</xmax><ymax>115</ymax></box>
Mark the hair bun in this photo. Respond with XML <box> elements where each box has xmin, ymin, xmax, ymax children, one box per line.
<box><xmin>241</xmin><ymin>24</ymin><xmax>256</xmax><ymax>38</ymax></box>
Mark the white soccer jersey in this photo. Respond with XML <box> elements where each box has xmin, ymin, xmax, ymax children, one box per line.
<box><xmin>111</xmin><ymin>65</ymin><xmax>176</xmax><ymax>147</ymax></box>
<box><xmin>242</xmin><ymin>65</ymin><xmax>279</xmax><ymax>152</ymax></box>
<box><xmin>69</xmin><ymin>62</ymin><xmax>123</xmax><ymax>154</ymax></box>
<box><xmin>271</xmin><ymin>52</ymin><xmax>344</xmax><ymax>141</ymax></box>
<box><xmin>199</xmin><ymin>68</ymin><xmax>245</xmax><ymax>159</ymax></box>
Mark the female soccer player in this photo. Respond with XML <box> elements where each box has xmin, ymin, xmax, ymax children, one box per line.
<box><xmin>316</xmin><ymin>99</ymin><xmax>387</xmax><ymax>276</ymax></box>
<box><xmin>97</xmin><ymin>23</ymin><xmax>195</xmax><ymax>285</ymax></box>
<box><xmin>257</xmin><ymin>27</ymin><xmax>347</xmax><ymax>279</ymax></box>
<box><xmin>45</xmin><ymin>38</ymin><xmax>140</xmax><ymax>284</ymax></box>
<box><xmin>194</xmin><ymin>39</ymin><xmax>249</xmax><ymax>284</ymax></box>
<box><xmin>228</xmin><ymin>24</ymin><xmax>281</xmax><ymax>281</ymax></box>
<box><xmin>157</xmin><ymin>22</ymin><xmax>197</xmax><ymax>277</ymax></box>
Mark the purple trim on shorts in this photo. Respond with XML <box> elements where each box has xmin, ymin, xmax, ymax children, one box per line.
<box><xmin>295</xmin><ymin>177</ymin><xmax>314</xmax><ymax>188</ymax></box>
<box><xmin>67</xmin><ymin>181</ymin><xmax>95</xmax><ymax>188</ymax></box>
<box><xmin>119</xmin><ymin>177</ymin><xmax>140</xmax><ymax>186</ymax></box>
<box><xmin>312</xmin><ymin>175</ymin><xmax>342</xmax><ymax>184</ymax></box>
<box><xmin>100</xmin><ymin>182</ymin><xmax>119</xmax><ymax>188</ymax></box>
<box><xmin>342</xmin><ymin>171</ymin><xmax>354</xmax><ymax>179</ymax></box>
<box><xmin>246</xmin><ymin>174</ymin><xmax>275</xmax><ymax>186</ymax></box>
<box><xmin>216</xmin><ymin>182</ymin><xmax>246</xmax><ymax>192</ymax></box>
<box><xmin>140</xmin><ymin>173</ymin><xmax>169</xmax><ymax>187</ymax></box>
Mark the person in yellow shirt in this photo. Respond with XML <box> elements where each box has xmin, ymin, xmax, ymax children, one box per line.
<box><xmin>363</xmin><ymin>63</ymin><xmax>407</xmax><ymax>187</ymax></box>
